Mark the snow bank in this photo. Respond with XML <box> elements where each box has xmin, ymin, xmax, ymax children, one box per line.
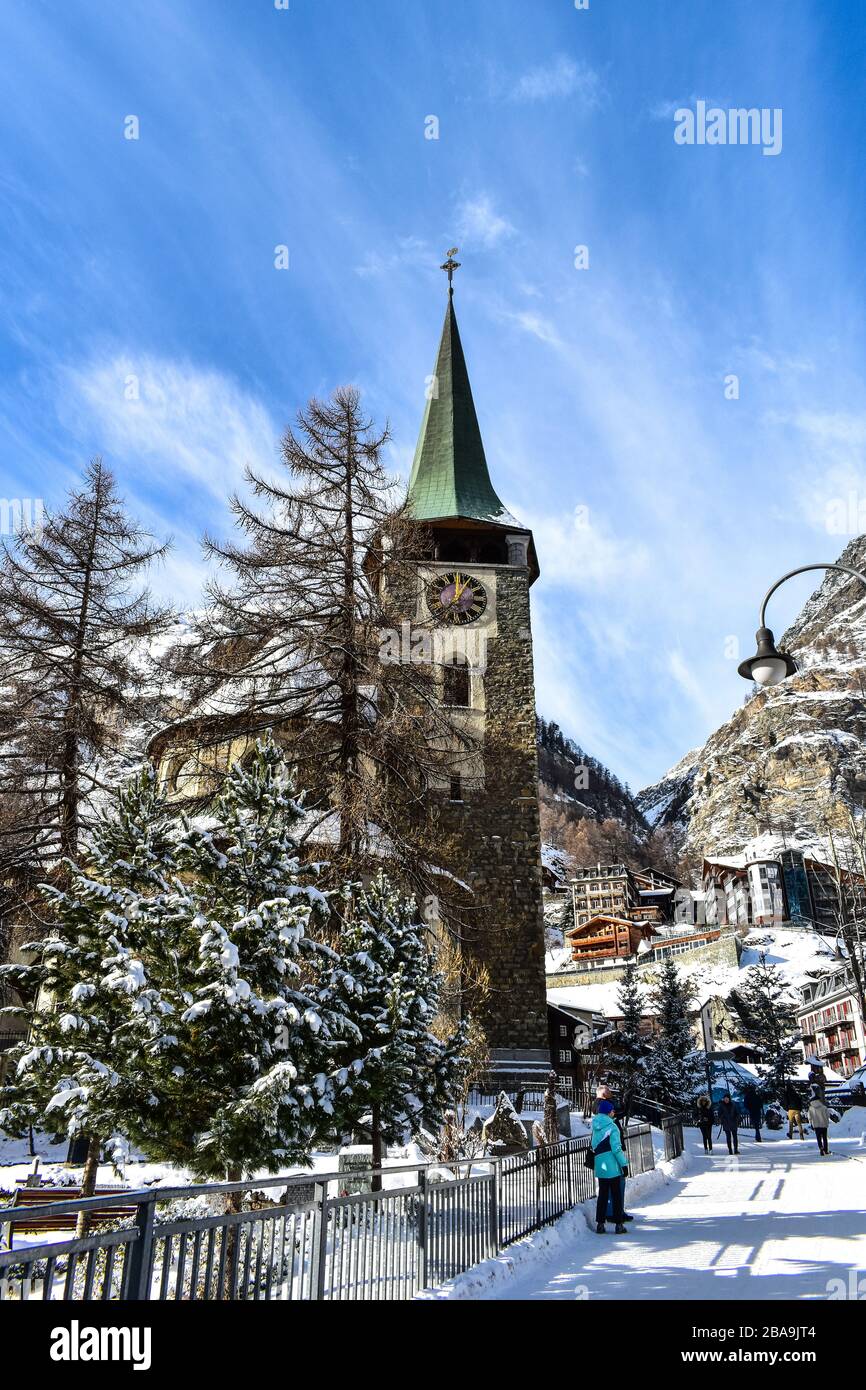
<box><xmin>831</xmin><ymin>1108</ymin><xmax>866</xmax><ymax>1144</ymax></box>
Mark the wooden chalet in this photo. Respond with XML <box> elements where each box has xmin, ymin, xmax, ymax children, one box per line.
<box><xmin>629</xmin><ymin>903</ymin><xmax>665</xmax><ymax>925</ymax></box>
<box><xmin>564</xmin><ymin>913</ymin><xmax>658</xmax><ymax>964</ymax></box>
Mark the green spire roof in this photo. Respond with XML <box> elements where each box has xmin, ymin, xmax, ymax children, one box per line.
<box><xmin>407</xmin><ymin>297</ymin><xmax>519</xmax><ymax>527</ymax></box>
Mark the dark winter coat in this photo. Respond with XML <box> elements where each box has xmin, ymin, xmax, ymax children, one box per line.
<box><xmin>718</xmin><ymin>1099</ymin><xmax>739</xmax><ymax>1133</ymax></box>
<box><xmin>696</xmin><ymin>1099</ymin><xmax>714</xmax><ymax>1129</ymax></box>
<box><xmin>743</xmin><ymin>1087</ymin><xmax>762</xmax><ymax>1123</ymax></box>
<box><xmin>783</xmin><ymin>1083</ymin><xmax>803</xmax><ymax>1111</ymax></box>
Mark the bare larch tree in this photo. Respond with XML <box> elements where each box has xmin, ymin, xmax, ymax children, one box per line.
<box><xmin>166</xmin><ymin>386</ymin><xmax>475</xmax><ymax>921</ymax></box>
<box><xmin>0</xmin><ymin>457</ymin><xmax>174</xmax><ymax>907</ymax></box>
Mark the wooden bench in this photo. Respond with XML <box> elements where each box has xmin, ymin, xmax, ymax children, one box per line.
<box><xmin>2</xmin><ymin>1186</ymin><xmax>139</xmax><ymax>1248</ymax></box>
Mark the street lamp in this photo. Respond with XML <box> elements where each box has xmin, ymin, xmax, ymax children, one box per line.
<box><xmin>738</xmin><ymin>562</ymin><xmax>866</xmax><ymax>687</ymax></box>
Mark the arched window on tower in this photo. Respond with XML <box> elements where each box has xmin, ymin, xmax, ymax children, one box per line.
<box><xmin>443</xmin><ymin>653</ymin><xmax>471</xmax><ymax>707</ymax></box>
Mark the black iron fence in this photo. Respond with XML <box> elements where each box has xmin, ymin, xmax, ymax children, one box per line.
<box><xmin>467</xmin><ymin>1080</ymin><xmax>580</xmax><ymax>1112</ymax></box>
<box><xmin>658</xmin><ymin>1115</ymin><xmax>686</xmax><ymax>1161</ymax></box>
<box><xmin>0</xmin><ymin>1123</ymin><xmax>655</xmax><ymax>1302</ymax></box>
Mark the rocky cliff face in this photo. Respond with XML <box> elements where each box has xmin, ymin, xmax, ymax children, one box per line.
<box><xmin>637</xmin><ymin>536</ymin><xmax>866</xmax><ymax>855</ymax></box>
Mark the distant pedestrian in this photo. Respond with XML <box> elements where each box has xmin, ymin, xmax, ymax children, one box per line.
<box><xmin>808</xmin><ymin>1064</ymin><xmax>826</xmax><ymax>1100</ymax></box>
<box><xmin>696</xmin><ymin>1094</ymin><xmax>714</xmax><ymax>1152</ymax></box>
<box><xmin>591</xmin><ymin>1100</ymin><xmax>628</xmax><ymax>1235</ymax></box>
<box><xmin>808</xmin><ymin>1095</ymin><xmax>830</xmax><ymax>1155</ymax></box>
<box><xmin>719</xmin><ymin>1093</ymin><xmax>739</xmax><ymax>1155</ymax></box>
<box><xmin>743</xmin><ymin>1083</ymin><xmax>763</xmax><ymax>1142</ymax></box>
<box><xmin>783</xmin><ymin>1080</ymin><xmax>805</xmax><ymax>1139</ymax></box>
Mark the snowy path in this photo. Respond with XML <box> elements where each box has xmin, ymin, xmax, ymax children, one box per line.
<box><xmin>485</xmin><ymin>1128</ymin><xmax>866</xmax><ymax>1301</ymax></box>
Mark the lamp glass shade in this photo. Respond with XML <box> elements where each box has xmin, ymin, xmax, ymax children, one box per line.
<box><xmin>750</xmin><ymin>657</ymin><xmax>789</xmax><ymax>687</ymax></box>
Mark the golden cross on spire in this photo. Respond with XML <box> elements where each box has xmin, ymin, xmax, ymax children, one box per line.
<box><xmin>440</xmin><ymin>247</ymin><xmax>460</xmax><ymax>295</ymax></box>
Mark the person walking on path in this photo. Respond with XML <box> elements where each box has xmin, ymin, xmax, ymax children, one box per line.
<box><xmin>808</xmin><ymin>1093</ymin><xmax>831</xmax><ymax>1155</ymax></box>
<box><xmin>697</xmin><ymin>1094</ymin><xmax>714</xmax><ymax>1152</ymax></box>
<box><xmin>719</xmin><ymin>1093</ymin><xmax>740</xmax><ymax>1155</ymax></box>
<box><xmin>607</xmin><ymin>1104</ymin><xmax>634</xmax><ymax>1223</ymax></box>
<box><xmin>591</xmin><ymin>1100</ymin><xmax>628</xmax><ymax>1235</ymax></box>
<box><xmin>743</xmin><ymin>1083</ymin><xmax>763</xmax><ymax>1142</ymax></box>
<box><xmin>783</xmin><ymin>1080</ymin><xmax>805</xmax><ymax>1139</ymax></box>
<box><xmin>594</xmin><ymin>1085</ymin><xmax>633</xmax><ymax>1216</ymax></box>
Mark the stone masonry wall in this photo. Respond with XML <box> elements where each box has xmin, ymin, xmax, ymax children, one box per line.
<box><xmin>435</xmin><ymin>566</ymin><xmax>548</xmax><ymax>1051</ymax></box>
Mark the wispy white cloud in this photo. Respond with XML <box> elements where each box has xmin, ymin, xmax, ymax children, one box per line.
<box><xmin>771</xmin><ymin>408</ymin><xmax>866</xmax><ymax>539</ymax></box>
<box><xmin>354</xmin><ymin>236</ymin><xmax>434</xmax><ymax>280</ymax></box>
<box><xmin>668</xmin><ymin>649</ymin><xmax>726</xmax><ymax>727</ymax></box>
<box><xmin>782</xmin><ymin>409</ymin><xmax>866</xmax><ymax>448</ymax></box>
<box><xmin>649</xmin><ymin>94</ymin><xmax>732</xmax><ymax>120</ymax></box>
<box><xmin>498</xmin><ymin>307</ymin><xmax>563</xmax><ymax>347</ymax></box>
<box><xmin>455</xmin><ymin>194</ymin><xmax>516</xmax><ymax>249</ymax></box>
<box><xmin>59</xmin><ymin>353</ymin><xmax>279</xmax><ymax>505</ymax></box>
<box><xmin>513</xmin><ymin>55</ymin><xmax>603</xmax><ymax>107</ymax></box>
<box><xmin>733</xmin><ymin>341</ymin><xmax>815</xmax><ymax>376</ymax></box>
<box><xmin>522</xmin><ymin>505</ymin><xmax>650</xmax><ymax>590</ymax></box>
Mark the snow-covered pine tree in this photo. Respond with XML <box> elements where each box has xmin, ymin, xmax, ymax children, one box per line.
<box><xmin>139</xmin><ymin>737</ymin><xmax>363</xmax><ymax>1186</ymax></box>
<box><xmin>1</xmin><ymin>740</ymin><xmax>365</xmax><ymax>1218</ymax></box>
<box><xmin>0</xmin><ymin>768</ymin><xmax>179</xmax><ymax>1234</ymax></box>
<box><xmin>642</xmin><ymin>959</ymin><xmax>704</xmax><ymax>1110</ymax></box>
<box><xmin>330</xmin><ymin>875</ymin><xmax>470</xmax><ymax>1188</ymax></box>
<box><xmin>733</xmin><ymin>956</ymin><xmax>800</xmax><ymax>1101</ymax></box>
<box><xmin>558</xmin><ymin>892</ymin><xmax>574</xmax><ymax>933</ymax></box>
<box><xmin>610</xmin><ymin>960</ymin><xmax>647</xmax><ymax>1121</ymax></box>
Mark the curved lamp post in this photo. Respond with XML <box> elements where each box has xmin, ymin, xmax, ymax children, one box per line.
<box><xmin>738</xmin><ymin>563</ymin><xmax>866</xmax><ymax>687</ymax></box>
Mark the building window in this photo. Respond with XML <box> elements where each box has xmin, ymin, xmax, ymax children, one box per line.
<box><xmin>449</xmin><ymin>774</ymin><xmax>462</xmax><ymax>802</ymax></box>
<box><xmin>559</xmin><ymin>1025</ymin><xmax>568</xmax><ymax>1037</ymax></box>
<box><xmin>443</xmin><ymin>655</ymin><xmax>471</xmax><ymax>708</ymax></box>
<box><xmin>559</xmin><ymin>1050</ymin><xmax>571</xmax><ymax>1064</ymax></box>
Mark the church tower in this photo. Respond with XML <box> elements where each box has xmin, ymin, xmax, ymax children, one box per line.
<box><xmin>406</xmin><ymin>256</ymin><xmax>548</xmax><ymax>1077</ymax></box>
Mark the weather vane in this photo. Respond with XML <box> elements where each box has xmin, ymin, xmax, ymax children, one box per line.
<box><xmin>440</xmin><ymin>246</ymin><xmax>460</xmax><ymax>295</ymax></box>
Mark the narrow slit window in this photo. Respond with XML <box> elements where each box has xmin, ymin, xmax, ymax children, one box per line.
<box><xmin>443</xmin><ymin>655</ymin><xmax>471</xmax><ymax>707</ymax></box>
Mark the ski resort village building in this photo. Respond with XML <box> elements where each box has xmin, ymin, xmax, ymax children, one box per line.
<box><xmin>798</xmin><ymin>963</ymin><xmax>866</xmax><ymax>1074</ymax></box>
<box><xmin>569</xmin><ymin>863</ymin><xmax>705</xmax><ymax>930</ymax></box>
<box><xmin>703</xmin><ymin>848</ymin><xmax>866</xmax><ymax>931</ymax></box>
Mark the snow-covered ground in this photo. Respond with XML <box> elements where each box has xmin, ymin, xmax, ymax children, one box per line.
<box><xmin>424</xmin><ymin>1115</ymin><xmax>866</xmax><ymax>1301</ymax></box>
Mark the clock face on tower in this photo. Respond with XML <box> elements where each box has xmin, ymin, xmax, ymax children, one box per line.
<box><xmin>426</xmin><ymin>570</ymin><xmax>488</xmax><ymax>625</ymax></box>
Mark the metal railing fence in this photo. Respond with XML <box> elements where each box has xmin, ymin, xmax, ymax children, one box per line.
<box><xmin>0</xmin><ymin>1124</ymin><xmax>655</xmax><ymax>1302</ymax></box>
<box><xmin>658</xmin><ymin>1115</ymin><xmax>686</xmax><ymax>1161</ymax></box>
<box><xmin>467</xmin><ymin>1080</ymin><xmax>580</xmax><ymax>1111</ymax></box>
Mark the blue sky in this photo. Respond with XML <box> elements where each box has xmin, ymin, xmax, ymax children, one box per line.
<box><xmin>2</xmin><ymin>0</ymin><xmax>866</xmax><ymax>792</ymax></box>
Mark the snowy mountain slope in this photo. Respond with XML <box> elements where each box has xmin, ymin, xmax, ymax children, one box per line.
<box><xmin>637</xmin><ymin>535</ymin><xmax>866</xmax><ymax>854</ymax></box>
<box><xmin>634</xmin><ymin>746</ymin><xmax>700</xmax><ymax>831</ymax></box>
<box><xmin>537</xmin><ymin>717</ymin><xmax>646</xmax><ymax>831</ymax></box>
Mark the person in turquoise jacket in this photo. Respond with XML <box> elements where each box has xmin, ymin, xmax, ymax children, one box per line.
<box><xmin>591</xmin><ymin>1100</ymin><xmax>628</xmax><ymax>1234</ymax></box>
